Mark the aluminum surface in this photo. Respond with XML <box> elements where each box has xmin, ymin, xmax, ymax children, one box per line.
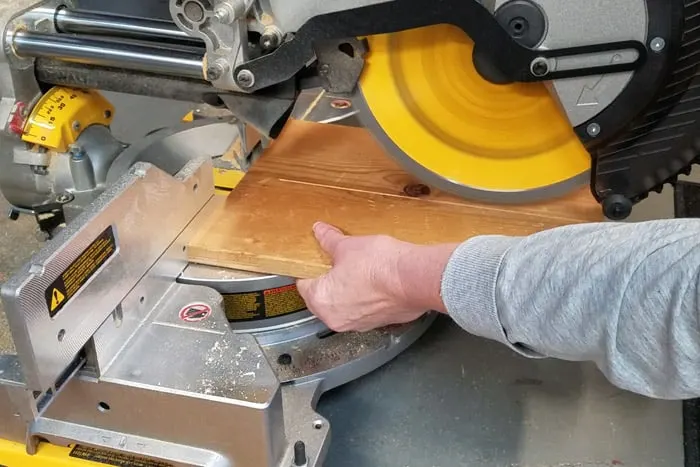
<box><xmin>291</xmin><ymin>88</ymin><xmax>360</xmax><ymax>124</ymax></box>
<box><xmin>11</xmin><ymin>31</ymin><xmax>204</xmax><ymax>79</ymax></box>
<box><xmin>1</xmin><ymin>158</ymin><xmax>213</xmax><ymax>393</ymax></box>
<box><xmin>494</xmin><ymin>0</ymin><xmax>647</xmax><ymax>127</ymax></box>
<box><xmin>106</xmin><ymin>119</ymin><xmax>238</xmax><ymax>185</ymax></box>
<box><xmin>170</xmin><ymin>0</ymin><xmax>250</xmax><ymax>92</ymax></box>
<box><xmin>267</xmin><ymin>0</ymin><xmax>391</xmax><ymax>32</ymax></box>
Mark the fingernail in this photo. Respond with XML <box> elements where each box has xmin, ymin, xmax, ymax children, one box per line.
<box><xmin>312</xmin><ymin>221</ymin><xmax>325</xmax><ymax>232</ymax></box>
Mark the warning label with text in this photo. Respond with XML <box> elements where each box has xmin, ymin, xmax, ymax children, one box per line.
<box><xmin>223</xmin><ymin>284</ymin><xmax>306</xmax><ymax>322</ymax></box>
<box><xmin>45</xmin><ymin>225</ymin><xmax>117</xmax><ymax>317</ymax></box>
<box><xmin>70</xmin><ymin>445</ymin><xmax>173</xmax><ymax>466</ymax></box>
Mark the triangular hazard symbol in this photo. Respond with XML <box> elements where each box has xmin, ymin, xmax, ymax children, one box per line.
<box><xmin>50</xmin><ymin>288</ymin><xmax>65</xmax><ymax>312</ymax></box>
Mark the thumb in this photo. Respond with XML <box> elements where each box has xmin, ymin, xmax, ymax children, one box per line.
<box><xmin>296</xmin><ymin>278</ymin><xmax>317</xmax><ymax>302</ymax></box>
<box><xmin>313</xmin><ymin>221</ymin><xmax>346</xmax><ymax>256</ymax></box>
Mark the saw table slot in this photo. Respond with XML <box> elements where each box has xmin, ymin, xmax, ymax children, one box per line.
<box><xmin>188</xmin><ymin>120</ymin><xmax>603</xmax><ymax>278</ymax></box>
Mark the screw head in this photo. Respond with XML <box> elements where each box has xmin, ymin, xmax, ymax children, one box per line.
<box><xmin>586</xmin><ymin>122</ymin><xmax>601</xmax><ymax>137</ymax></box>
<box><xmin>650</xmin><ymin>37</ymin><xmax>666</xmax><ymax>53</ymax></box>
<box><xmin>236</xmin><ymin>69</ymin><xmax>255</xmax><ymax>88</ymax></box>
<box><xmin>319</xmin><ymin>64</ymin><xmax>330</xmax><ymax>75</ymax></box>
<box><xmin>530</xmin><ymin>57</ymin><xmax>549</xmax><ymax>77</ymax></box>
<box><xmin>71</xmin><ymin>120</ymin><xmax>80</xmax><ymax>131</ymax></box>
<box><xmin>55</xmin><ymin>192</ymin><xmax>74</xmax><ymax>204</ymax></box>
<box><xmin>206</xmin><ymin>65</ymin><xmax>222</xmax><ymax>81</ymax></box>
<box><xmin>214</xmin><ymin>6</ymin><xmax>232</xmax><ymax>23</ymax></box>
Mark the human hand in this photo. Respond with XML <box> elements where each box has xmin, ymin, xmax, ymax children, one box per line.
<box><xmin>296</xmin><ymin>222</ymin><xmax>457</xmax><ymax>332</ymax></box>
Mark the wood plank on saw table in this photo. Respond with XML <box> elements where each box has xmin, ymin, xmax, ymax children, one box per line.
<box><xmin>188</xmin><ymin>120</ymin><xmax>603</xmax><ymax>279</ymax></box>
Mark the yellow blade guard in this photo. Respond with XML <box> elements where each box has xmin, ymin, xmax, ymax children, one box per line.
<box><xmin>357</xmin><ymin>25</ymin><xmax>591</xmax><ymax>202</ymax></box>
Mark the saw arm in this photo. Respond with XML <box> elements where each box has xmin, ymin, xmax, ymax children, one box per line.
<box><xmin>1</xmin><ymin>0</ymin><xmax>699</xmax><ymax>220</ymax></box>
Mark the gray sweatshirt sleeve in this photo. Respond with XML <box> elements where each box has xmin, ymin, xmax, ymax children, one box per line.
<box><xmin>440</xmin><ymin>219</ymin><xmax>700</xmax><ymax>399</ymax></box>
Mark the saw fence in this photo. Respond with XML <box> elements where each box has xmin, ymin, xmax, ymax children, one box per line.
<box><xmin>187</xmin><ymin>120</ymin><xmax>603</xmax><ymax>279</ymax></box>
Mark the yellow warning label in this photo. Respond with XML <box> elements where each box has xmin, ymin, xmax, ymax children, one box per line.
<box><xmin>223</xmin><ymin>284</ymin><xmax>306</xmax><ymax>322</ymax></box>
<box><xmin>45</xmin><ymin>226</ymin><xmax>117</xmax><ymax>317</ymax></box>
<box><xmin>49</xmin><ymin>288</ymin><xmax>65</xmax><ymax>312</ymax></box>
<box><xmin>70</xmin><ymin>445</ymin><xmax>173</xmax><ymax>466</ymax></box>
<box><xmin>264</xmin><ymin>285</ymin><xmax>306</xmax><ymax>317</ymax></box>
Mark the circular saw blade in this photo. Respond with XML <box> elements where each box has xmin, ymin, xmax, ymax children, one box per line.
<box><xmin>357</xmin><ymin>25</ymin><xmax>591</xmax><ymax>203</ymax></box>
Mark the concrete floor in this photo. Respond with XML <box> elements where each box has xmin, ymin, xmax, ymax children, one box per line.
<box><xmin>0</xmin><ymin>93</ymin><xmax>689</xmax><ymax>465</ymax></box>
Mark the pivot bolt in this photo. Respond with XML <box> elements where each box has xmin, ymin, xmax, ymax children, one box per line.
<box><xmin>650</xmin><ymin>37</ymin><xmax>666</xmax><ymax>53</ymax></box>
<box><xmin>530</xmin><ymin>57</ymin><xmax>549</xmax><ymax>77</ymax></box>
<box><xmin>260</xmin><ymin>26</ymin><xmax>283</xmax><ymax>51</ymax></box>
<box><xmin>206</xmin><ymin>61</ymin><xmax>227</xmax><ymax>81</ymax></box>
<box><xmin>236</xmin><ymin>69</ymin><xmax>255</xmax><ymax>88</ymax></box>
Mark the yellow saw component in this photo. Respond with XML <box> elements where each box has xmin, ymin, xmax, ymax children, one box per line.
<box><xmin>357</xmin><ymin>25</ymin><xmax>591</xmax><ymax>202</ymax></box>
<box><xmin>22</xmin><ymin>87</ymin><xmax>114</xmax><ymax>153</ymax></box>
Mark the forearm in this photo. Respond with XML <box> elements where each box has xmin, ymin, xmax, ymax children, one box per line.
<box><xmin>441</xmin><ymin>220</ymin><xmax>700</xmax><ymax>399</ymax></box>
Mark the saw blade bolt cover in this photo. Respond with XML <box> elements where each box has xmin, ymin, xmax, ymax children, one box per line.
<box><xmin>494</xmin><ymin>0</ymin><xmax>547</xmax><ymax>48</ymax></box>
<box><xmin>650</xmin><ymin>37</ymin><xmax>666</xmax><ymax>52</ymax></box>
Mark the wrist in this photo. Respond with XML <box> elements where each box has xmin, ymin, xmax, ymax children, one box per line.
<box><xmin>395</xmin><ymin>243</ymin><xmax>459</xmax><ymax>313</ymax></box>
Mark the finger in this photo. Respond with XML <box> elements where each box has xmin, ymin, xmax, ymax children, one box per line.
<box><xmin>312</xmin><ymin>221</ymin><xmax>346</xmax><ymax>256</ymax></box>
<box><xmin>295</xmin><ymin>278</ymin><xmax>316</xmax><ymax>301</ymax></box>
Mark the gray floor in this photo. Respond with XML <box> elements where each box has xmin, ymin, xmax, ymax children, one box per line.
<box><xmin>0</xmin><ymin>94</ymin><xmax>687</xmax><ymax>466</ymax></box>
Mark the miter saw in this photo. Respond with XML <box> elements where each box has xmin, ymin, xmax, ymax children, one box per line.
<box><xmin>0</xmin><ymin>0</ymin><xmax>698</xmax><ymax>465</ymax></box>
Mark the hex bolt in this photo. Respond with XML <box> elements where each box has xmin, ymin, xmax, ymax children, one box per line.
<box><xmin>586</xmin><ymin>122</ymin><xmax>601</xmax><ymax>138</ymax></box>
<box><xmin>206</xmin><ymin>64</ymin><xmax>223</xmax><ymax>81</ymax></box>
<box><xmin>236</xmin><ymin>69</ymin><xmax>255</xmax><ymax>88</ymax></box>
<box><xmin>650</xmin><ymin>37</ymin><xmax>666</xmax><ymax>53</ymax></box>
<box><xmin>260</xmin><ymin>26</ymin><xmax>283</xmax><ymax>51</ymax></box>
<box><xmin>530</xmin><ymin>57</ymin><xmax>549</xmax><ymax>77</ymax></box>
<box><xmin>214</xmin><ymin>3</ymin><xmax>238</xmax><ymax>24</ymax></box>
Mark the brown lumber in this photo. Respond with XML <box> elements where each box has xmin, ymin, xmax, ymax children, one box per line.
<box><xmin>188</xmin><ymin>120</ymin><xmax>602</xmax><ymax>278</ymax></box>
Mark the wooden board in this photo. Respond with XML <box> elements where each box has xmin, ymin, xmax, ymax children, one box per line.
<box><xmin>188</xmin><ymin>120</ymin><xmax>603</xmax><ymax>278</ymax></box>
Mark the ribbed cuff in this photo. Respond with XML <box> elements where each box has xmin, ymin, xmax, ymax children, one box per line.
<box><xmin>441</xmin><ymin>236</ymin><xmax>521</xmax><ymax>347</ymax></box>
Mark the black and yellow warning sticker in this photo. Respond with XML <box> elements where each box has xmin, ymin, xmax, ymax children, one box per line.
<box><xmin>46</xmin><ymin>226</ymin><xmax>117</xmax><ymax>317</ymax></box>
<box><xmin>70</xmin><ymin>445</ymin><xmax>173</xmax><ymax>467</ymax></box>
<box><xmin>223</xmin><ymin>284</ymin><xmax>306</xmax><ymax>322</ymax></box>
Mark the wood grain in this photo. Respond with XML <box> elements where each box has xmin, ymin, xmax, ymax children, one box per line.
<box><xmin>188</xmin><ymin>120</ymin><xmax>603</xmax><ymax>278</ymax></box>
